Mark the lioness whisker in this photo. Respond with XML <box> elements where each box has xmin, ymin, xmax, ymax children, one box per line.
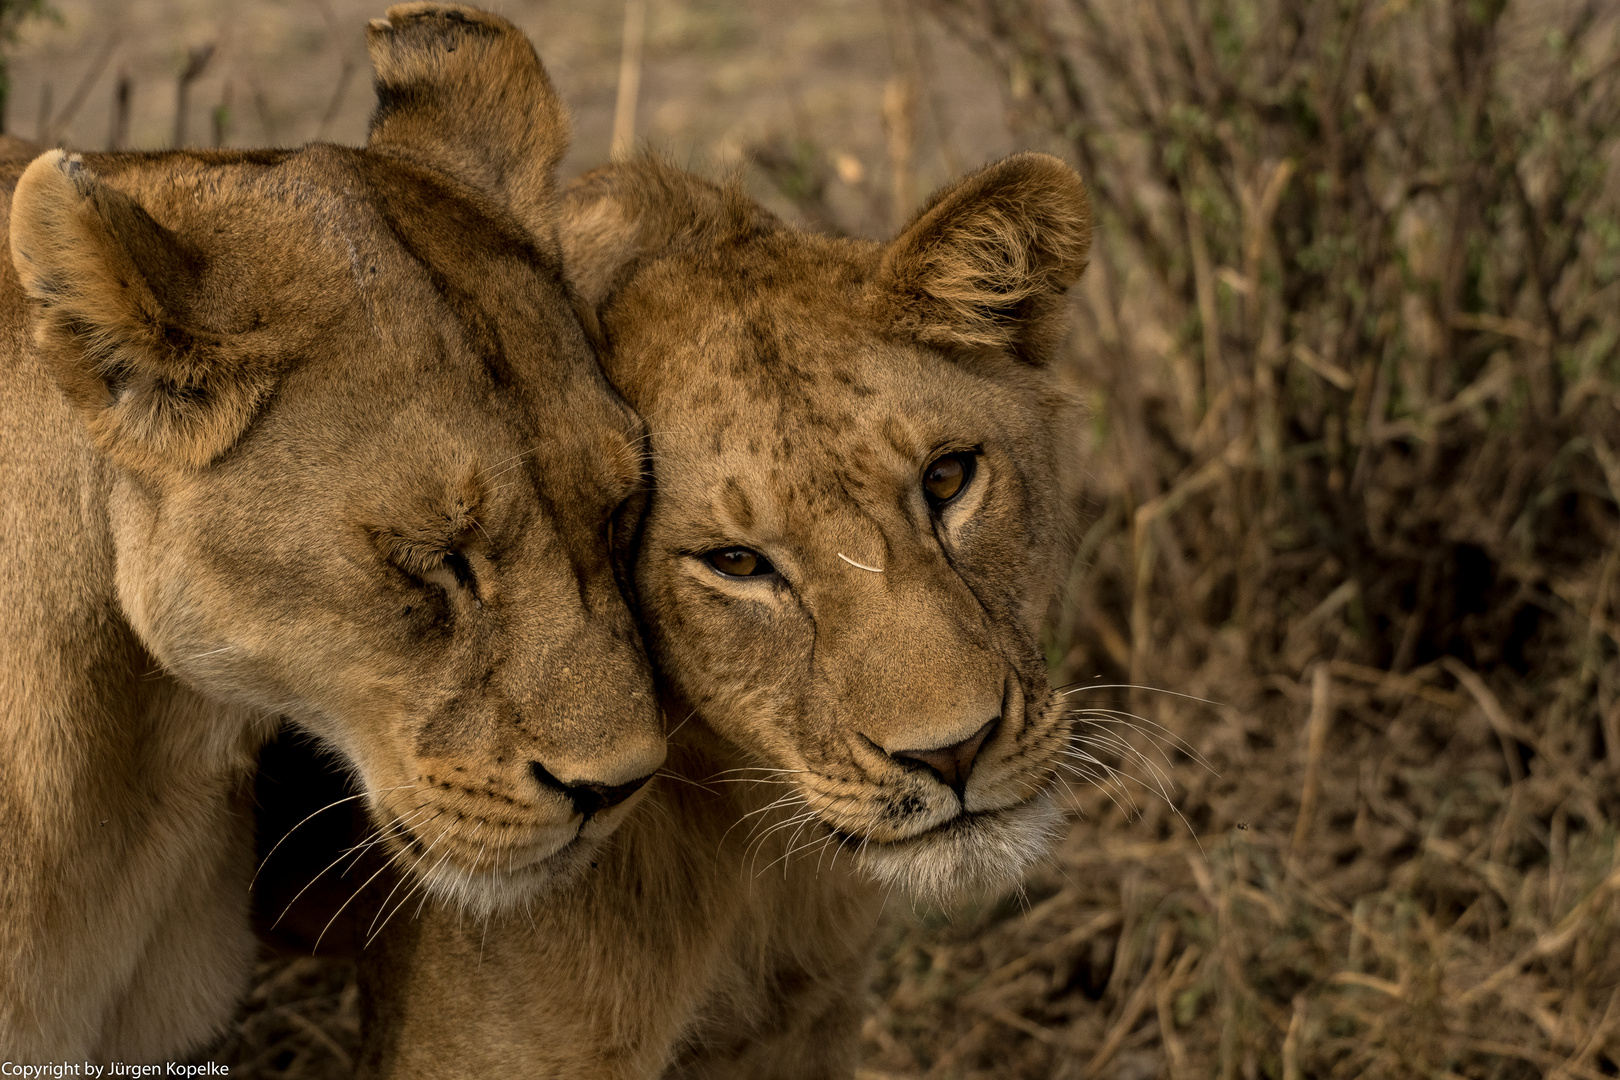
<box><xmin>701</xmin><ymin>766</ymin><xmax>808</xmax><ymax>780</ymax></box>
<box><xmin>1056</xmin><ymin>681</ymin><xmax>1224</xmax><ymax>709</ymax></box>
<box><xmin>698</xmin><ymin>776</ymin><xmax>795</xmax><ymax>787</ymax></box>
<box><xmin>368</xmin><ymin>826</ymin><xmax>466</xmax><ymax>950</ymax></box>
<box><xmin>332</xmin><ymin>805</ymin><xmax>439</xmax><ymax>879</ymax></box>
<box><xmin>665</xmin><ymin>706</ymin><xmax>700</xmax><ymax>740</ymax></box>
<box><xmin>179</xmin><ymin>644</ymin><xmax>236</xmax><ymax>663</ymax></box>
<box><xmin>408</xmin><ymin>839</ymin><xmax>467</xmax><ymax>925</ymax></box>
<box><xmin>250</xmin><ymin>783</ymin><xmax>420</xmax><ymax>889</ymax></box>
<box><xmin>271</xmin><ymin>809</ymin><xmax>429</xmax><ymax>930</ymax></box>
<box><xmin>1054</xmin><ymin>751</ymin><xmax>1205</xmax><ymax>850</ymax></box>
<box><xmin>369</xmin><ymin>816</ymin><xmax>466</xmax><ymax>952</ymax></box>
<box><xmin>473</xmin><ymin>445</ymin><xmax>533</xmax><ymax>486</ymax></box>
<box><xmin>363</xmin><ymin>815</ymin><xmax>482</xmax><ymax>946</ymax></box>
<box><xmin>301</xmin><ymin>832</ymin><xmax>410</xmax><ymax>952</ymax></box>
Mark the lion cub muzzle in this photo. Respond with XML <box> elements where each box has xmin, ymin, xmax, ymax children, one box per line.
<box><xmin>884</xmin><ymin>715</ymin><xmax>1000</xmax><ymax>797</ymax></box>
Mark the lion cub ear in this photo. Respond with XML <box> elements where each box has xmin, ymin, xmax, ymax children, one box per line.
<box><xmin>366</xmin><ymin>4</ymin><xmax>569</xmax><ymax>255</ymax></box>
<box><xmin>870</xmin><ymin>152</ymin><xmax>1092</xmax><ymax>364</ymax></box>
<box><xmin>10</xmin><ymin>151</ymin><xmax>280</xmax><ymax>472</ymax></box>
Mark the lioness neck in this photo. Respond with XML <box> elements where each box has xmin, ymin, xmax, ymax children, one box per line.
<box><xmin>0</xmin><ymin>271</ymin><xmax>261</xmax><ymax>1059</ymax></box>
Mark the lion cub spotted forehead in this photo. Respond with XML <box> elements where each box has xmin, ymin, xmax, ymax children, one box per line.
<box><xmin>569</xmin><ymin>155</ymin><xmax>1086</xmax><ymax>609</ymax></box>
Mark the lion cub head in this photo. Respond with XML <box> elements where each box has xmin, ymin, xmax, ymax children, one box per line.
<box><xmin>561</xmin><ymin>155</ymin><xmax>1091</xmax><ymax>901</ymax></box>
<box><xmin>7</xmin><ymin>5</ymin><xmax>662</xmax><ymax>915</ymax></box>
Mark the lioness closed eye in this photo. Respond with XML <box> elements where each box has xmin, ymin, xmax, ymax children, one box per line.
<box><xmin>0</xmin><ymin>4</ymin><xmax>661</xmax><ymax>1061</ymax></box>
<box><xmin>359</xmin><ymin>149</ymin><xmax>1090</xmax><ymax>1078</ymax></box>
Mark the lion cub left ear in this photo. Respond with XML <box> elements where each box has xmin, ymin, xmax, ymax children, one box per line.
<box><xmin>869</xmin><ymin>153</ymin><xmax>1092</xmax><ymax>365</ymax></box>
<box><xmin>366</xmin><ymin>3</ymin><xmax>569</xmax><ymax>256</ymax></box>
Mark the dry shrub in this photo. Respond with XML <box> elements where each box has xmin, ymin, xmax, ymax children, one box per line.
<box><xmin>856</xmin><ymin>0</ymin><xmax>1620</xmax><ymax>1077</ymax></box>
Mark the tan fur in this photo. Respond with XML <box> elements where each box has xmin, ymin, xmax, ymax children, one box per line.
<box><xmin>0</xmin><ymin>5</ymin><xmax>662</xmax><ymax>1060</ymax></box>
<box><xmin>359</xmin><ymin>151</ymin><xmax>1091</xmax><ymax>1076</ymax></box>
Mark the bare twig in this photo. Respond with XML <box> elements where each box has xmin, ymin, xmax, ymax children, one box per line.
<box><xmin>173</xmin><ymin>42</ymin><xmax>216</xmax><ymax>148</ymax></box>
<box><xmin>610</xmin><ymin>0</ymin><xmax>646</xmax><ymax>162</ymax></box>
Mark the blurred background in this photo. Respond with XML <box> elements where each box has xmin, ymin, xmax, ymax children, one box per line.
<box><xmin>10</xmin><ymin>1</ymin><xmax>1620</xmax><ymax>1077</ymax></box>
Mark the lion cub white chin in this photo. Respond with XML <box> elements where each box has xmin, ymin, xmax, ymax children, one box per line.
<box><xmin>358</xmin><ymin>142</ymin><xmax>1090</xmax><ymax>1077</ymax></box>
<box><xmin>0</xmin><ymin>3</ymin><xmax>663</xmax><ymax>1061</ymax></box>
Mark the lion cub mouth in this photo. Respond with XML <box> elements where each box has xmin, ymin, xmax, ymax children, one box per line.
<box><xmin>843</xmin><ymin>793</ymin><xmax>1066</xmax><ymax>903</ymax></box>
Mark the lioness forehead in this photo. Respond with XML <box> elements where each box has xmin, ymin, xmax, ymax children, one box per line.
<box><xmin>29</xmin><ymin>144</ymin><xmax>641</xmax><ymax>510</ymax></box>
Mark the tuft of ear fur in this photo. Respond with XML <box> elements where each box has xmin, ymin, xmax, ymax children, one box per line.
<box><xmin>366</xmin><ymin>4</ymin><xmax>570</xmax><ymax>255</ymax></box>
<box><xmin>10</xmin><ymin>151</ymin><xmax>281</xmax><ymax>472</ymax></box>
<box><xmin>869</xmin><ymin>152</ymin><xmax>1092</xmax><ymax>363</ymax></box>
<box><xmin>559</xmin><ymin>157</ymin><xmax>779</xmax><ymax>316</ymax></box>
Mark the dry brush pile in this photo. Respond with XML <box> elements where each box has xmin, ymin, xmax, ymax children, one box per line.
<box><xmin>856</xmin><ymin>0</ymin><xmax>1620</xmax><ymax>1078</ymax></box>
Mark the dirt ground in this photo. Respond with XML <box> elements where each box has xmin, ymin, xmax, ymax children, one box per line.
<box><xmin>11</xmin><ymin>1</ymin><xmax>1620</xmax><ymax>1078</ymax></box>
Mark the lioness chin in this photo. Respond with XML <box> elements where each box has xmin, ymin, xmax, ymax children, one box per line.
<box><xmin>0</xmin><ymin>4</ymin><xmax>663</xmax><ymax>1060</ymax></box>
<box><xmin>358</xmin><ymin>149</ymin><xmax>1090</xmax><ymax>1077</ymax></box>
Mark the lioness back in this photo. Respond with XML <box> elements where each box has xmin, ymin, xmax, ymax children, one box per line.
<box><xmin>0</xmin><ymin>4</ymin><xmax>662</xmax><ymax>1059</ymax></box>
<box><xmin>358</xmin><ymin>150</ymin><xmax>1090</xmax><ymax>1077</ymax></box>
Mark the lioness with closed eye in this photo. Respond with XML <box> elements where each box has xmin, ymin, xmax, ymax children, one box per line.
<box><xmin>0</xmin><ymin>4</ymin><xmax>662</xmax><ymax>1059</ymax></box>
<box><xmin>358</xmin><ymin>151</ymin><xmax>1090</xmax><ymax>1076</ymax></box>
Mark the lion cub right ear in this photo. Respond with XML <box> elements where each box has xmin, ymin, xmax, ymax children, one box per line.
<box><xmin>870</xmin><ymin>153</ymin><xmax>1092</xmax><ymax>365</ymax></box>
<box><xmin>366</xmin><ymin>4</ymin><xmax>569</xmax><ymax>257</ymax></box>
<box><xmin>10</xmin><ymin>151</ymin><xmax>281</xmax><ymax>473</ymax></box>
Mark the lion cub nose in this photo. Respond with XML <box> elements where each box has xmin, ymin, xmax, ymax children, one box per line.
<box><xmin>888</xmin><ymin>717</ymin><xmax>1000</xmax><ymax>797</ymax></box>
<box><xmin>530</xmin><ymin>762</ymin><xmax>653</xmax><ymax>820</ymax></box>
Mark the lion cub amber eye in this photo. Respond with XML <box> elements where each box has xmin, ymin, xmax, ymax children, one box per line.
<box><xmin>705</xmin><ymin>547</ymin><xmax>774</xmax><ymax>578</ymax></box>
<box><xmin>923</xmin><ymin>452</ymin><xmax>976</xmax><ymax>507</ymax></box>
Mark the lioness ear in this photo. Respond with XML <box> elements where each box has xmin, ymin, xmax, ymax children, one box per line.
<box><xmin>366</xmin><ymin>4</ymin><xmax>569</xmax><ymax>255</ymax></box>
<box><xmin>10</xmin><ymin>151</ymin><xmax>279</xmax><ymax>472</ymax></box>
<box><xmin>869</xmin><ymin>152</ymin><xmax>1092</xmax><ymax>364</ymax></box>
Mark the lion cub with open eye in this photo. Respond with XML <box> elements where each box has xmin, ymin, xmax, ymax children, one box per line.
<box><xmin>360</xmin><ymin>152</ymin><xmax>1090</xmax><ymax>1076</ymax></box>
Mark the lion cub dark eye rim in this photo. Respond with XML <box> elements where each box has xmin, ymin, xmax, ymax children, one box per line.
<box><xmin>703</xmin><ymin>547</ymin><xmax>776</xmax><ymax>578</ymax></box>
<box><xmin>922</xmin><ymin>451</ymin><xmax>978</xmax><ymax>508</ymax></box>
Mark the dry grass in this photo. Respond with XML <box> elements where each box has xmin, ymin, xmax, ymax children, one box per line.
<box><xmin>14</xmin><ymin>0</ymin><xmax>1620</xmax><ymax>1075</ymax></box>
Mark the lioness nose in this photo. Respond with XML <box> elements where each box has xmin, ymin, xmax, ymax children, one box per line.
<box><xmin>530</xmin><ymin>762</ymin><xmax>654</xmax><ymax>819</ymax></box>
<box><xmin>889</xmin><ymin>716</ymin><xmax>1000</xmax><ymax>797</ymax></box>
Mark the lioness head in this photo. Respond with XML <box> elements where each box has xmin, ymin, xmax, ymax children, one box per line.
<box><xmin>7</xmin><ymin>4</ymin><xmax>661</xmax><ymax>914</ymax></box>
<box><xmin>561</xmin><ymin>155</ymin><xmax>1090</xmax><ymax>901</ymax></box>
